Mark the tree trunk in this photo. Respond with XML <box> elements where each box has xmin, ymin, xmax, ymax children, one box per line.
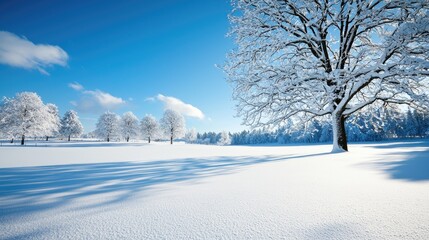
<box><xmin>148</xmin><ymin>136</ymin><xmax>151</xmax><ymax>143</ymax></box>
<box><xmin>332</xmin><ymin>113</ymin><xmax>348</xmax><ymax>152</ymax></box>
<box><xmin>10</xmin><ymin>138</ymin><xmax>14</xmax><ymax>143</ymax></box>
<box><xmin>21</xmin><ymin>135</ymin><xmax>25</xmax><ymax>145</ymax></box>
<box><xmin>126</xmin><ymin>137</ymin><xmax>129</xmax><ymax>142</ymax></box>
<box><xmin>46</xmin><ymin>136</ymin><xmax>49</xmax><ymax>141</ymax></box>
<box><xmin>170</xmin><ymin>136</ymin><xmax>173</xmax><ymax>145</ymax></box>
<box><xmin>68</xmin><ymin>135</ymin><xmax>71</xmax><ymax>141</ymax></box>
<box><xmin>107</xmin><ymin>134</ymin><xmax>110</xmax><ymax>142</ymax></box>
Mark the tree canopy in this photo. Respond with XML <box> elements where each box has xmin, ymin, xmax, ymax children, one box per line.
<box><xmin>225</xmin><ymin>0</ymin><xmax>429</xmax><ymax>151</ymax></box>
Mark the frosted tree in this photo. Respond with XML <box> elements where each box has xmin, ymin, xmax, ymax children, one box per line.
<box><xmin>0</xmin><ymin>97</ymin><xmax>12</xmax><ymax>141</ymax></box>
<box><xmin>45</xmin><ymin>103</ymin><xmax>61</xmax><ymax>141</ymax></box>
<box><xmin>120</xmin><ymin>111</ymin><xmax>140</xmax><ymax>142</ymax></box>
<box><xmin>380</xmin><ymin>107</ymin><xmax>404</xmax><ymax>138</ymax></box>
<box><xmin>225</xmin><ymin>0</ymin><xmax>429</xmax><ymax>152</ymax></box>
<box><xmin>59</xmin><ymin>110</ymin><xmax>84</xmax><ymax>141</ymax></box>
<box><xmin>319</xmin><ymin>122</ymin><xmax>333</xmax><ymax>143</ymax></box>
<box><xmin>160</xmin><ymin>109</ymin><xmax>185</xmax><ymax>144</ymax></box>
<box><xmin>96</xmin><ymin>111</ymin><xmax>120</xmax><ymax>142</ymax></box>
<box><xmin>413</xmin><ymin>110</ymin><xmax>429</xmax><ymax>137</ymax></box>
<box><xmin>184</xmin><ymin>128</ymin><xmax>197</xmax><ymax>143</ymax></box>
<box><xmin>217</xmin><ymin>131</ymin><xmax>231</xmax><ymax>145</ymax></box>
<box><xmin>140</xmin><ymin>115</ymin><xmax>159</xmax><ymax>143</ymax></box>
<box><xmin>0</xmin><ymin>92</ymin><xmax>50</xmax><ymax>145</ymax></box>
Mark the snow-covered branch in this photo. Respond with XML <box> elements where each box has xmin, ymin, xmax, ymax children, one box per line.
<box><xmin>225</xmin><ymin>0</ymin><xmax>429</xmax><ymax>151</ymax></box>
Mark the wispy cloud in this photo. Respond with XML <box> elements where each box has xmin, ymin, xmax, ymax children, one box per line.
<box><xmin>69</xmin><ymin>82</ymin><xmax>126</xmax><ymax>113</ymax></box>
<box><xmin>0</xmin><ymin>31</ymin><xmax>68</xmax><ymax>75</ymax></box>
<box><xmin>156</xmin><ymin>94</ymin><xmax>205</xmax><ymax>120</ymax></box>
<box><xmin>68</xmin><ymin>82</ymin><xmax>84</xmax><ymax>91</ymax></box>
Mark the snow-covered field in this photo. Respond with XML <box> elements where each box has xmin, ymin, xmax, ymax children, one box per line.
<box><xmin>1</xmin><ymin>141</ymin><xmax>428</xmax><ymax>239</ymax></box>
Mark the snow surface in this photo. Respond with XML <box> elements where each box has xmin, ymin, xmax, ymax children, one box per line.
<box><xmin>1</xmin><ymin>141</ymin><xmax>428</xmax><ymax>239</ymax></box>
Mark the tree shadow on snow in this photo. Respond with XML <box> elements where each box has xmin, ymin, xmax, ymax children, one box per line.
<box><xmin>2</xmin><ymin>228</ymin><xmax>49</xmax><ymax>240</ymax></box>
<box><xmin>0</xmin><ymin>152</ymin><xmax>329</xmax><ymax>221</ymax></box>
<box><xmin>375</xmin><ymin>150</ymin><xmax>429</xmax><ymax>182</ymax></box>
<box><xmin>363</xmin><ymin>140</ymin><xmax>429</xmax><ymax>182</ymax></box>
<box><xmin>369</xmin><ymin>140</ymin><xmax>429</xmax><ymax>149</ymax></box>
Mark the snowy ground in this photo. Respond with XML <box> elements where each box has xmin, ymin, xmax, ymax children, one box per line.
<box><xmin>0</xmin><ymin>140</ymin><xmax>428</xmax><ymax>239</ymax></box>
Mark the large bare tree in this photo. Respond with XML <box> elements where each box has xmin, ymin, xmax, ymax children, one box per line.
<box><xmin>225</xmin><ymin>0</ymin><xmax>429</xmax><ymax>151</ymax></box>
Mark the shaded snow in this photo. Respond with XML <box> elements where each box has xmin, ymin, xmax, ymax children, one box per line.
<box><xmin>0</xmin><ymin>141</ymin><xmax>428</xmax><ymax>239</ymax></box>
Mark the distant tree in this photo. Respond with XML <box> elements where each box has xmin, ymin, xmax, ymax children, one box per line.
<box><xmin>160</xmin><ymin>109</ymin><xmax>185</xmax><ymax>144</ymax></box>
<box><xmin>140</xmin><ymin>115</ymin><xmax>159</xmax><ymax>143</ymax></box>
<box><xmin>0</xmin><ymin>97</ymin><xmax>11</xmax><ymax>141</ymax></box>
<box><xmin>316</xmin><ymin>121</ymin><xmax>331</xmax><ymax>143</ymax></box>
<box><xmin>225</xmin><ymin>0</ymin><xmax>429</xmax><ymax>152</ymax></box>
<box><xmin>206</xmin><ymin>132</ymin><xmax>218</xmax><ymax>144</ymax></box>
<box><xmin>96</xmin><ymin>111</ymin><xmax>120</xmax><ymax>142</ymax></box>
<box><xmin>60</xmin><ymin>110</ymin><xmax>84</xmax><ymax>141</ymax></box>
<box><xmin>299</xmin><ymin>121</ymin><xmax>322</xmax><ymax>143</ymax></box>
<box><xmin>346</xmin><ymin>121</ymin><xmax>366</xmax><ymax>142</ymax></box>
<box><xmin>45</xmin><ymin>103</ymin><xmax>61</xmax><ymax>141</ymax></box>
<box><xmin>120</xmin><ymin>111</ymin><xmax>139</xmax><ymax>142</ymax></box>
<box><xmin>404</xmin><ymin>109</ymin><xmax>418</xmax><ymax>137</ymax></box>
<box><xmin>217</xmin><ymin>131</ymin><xmax>231</xmax><ymax>145</ymax></box>
<box><xmin>185</xmin><ymin>128</ymin><xmax>197</xmax><ymax>143</ymax></box>
<box><xmin>82</xmin><ymin>130</ymin><xmax>97</xmax><ymax>139</ymax></box>
<box><xmin>379</xmin><ymin>107</ymin><xmax>403</xmax><ymax>139</ymax></box>
<box><xmin>413</xmin><ymin>110</ymin><xmax>429</xmax><ymax>137</ymax></box>
<box><xmin>0</xmin><ymin>92</ymin><xmax>50</xmax><ymax>145</ymax></box>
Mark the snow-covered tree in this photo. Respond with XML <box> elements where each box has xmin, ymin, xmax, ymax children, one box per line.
<box><xmin>0</xmin><ymin>92</ymin><xmax>51</xmax><ymax>145</ymax></box>
<box><xmin>225</xmin><ymin>0</ymin><xmax>429</xmax><ymax>152</ymax></box>
<box><xmin>160</xmin><ymin>109</ymin><xmax>185</xmax><ymax>144</ymax></box>
<box><xmin>81</xmin><ymin>130</ymin><xmax>97</xmax><ymax>139</ymax></box>
<box><xmin>217</xmin><ymin>131</ymin><xmax>231</xmax><ymax>145</ymax></box>
<box><xmin>184</xmin><ymin>128</ymin><xmax>197</xmax><ymax>143</ymax></box>
<box><xmin>45</xmin><ymin>103</ymin><xmax>61</xmax><ymax>141</ymax></box>
<box><xmin>319</xmin><ymin>121</ymin><xmax>332</xmax><ymax>143</ymax></box>
<box><xmin>59</xmin><ymin>110</ymin><xmax>84</xmax><ymax>141</ymax></box>
<box><xmin>96</xmin><ymin>111</ymin><xmax>120</xmax><ymax>142</ymax></box>
<box><xmin>140</xmin><ymin>115</ymin><xmax>159</xmax><ymax>143</ymax></box>
<box><xmin>0</xmin><ymin>97</ymin><xmax>11</xmax><ymax>141</ymax></box>
<box><xmin>120</xmin><ymin>111</ymin><xmax>139</xmax><ymax>142</ymax></box>
<box><xmin>376</xmin><ymin>106</ymin><xmax>404</xmax><ymax>139</ymax></box>
<box><xmin>414</xmin><ymin>110</ymin><xmax>429</xmax><ymax>137</ymax></box>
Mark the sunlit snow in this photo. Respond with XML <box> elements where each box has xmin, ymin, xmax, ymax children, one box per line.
<box><xmin>1</xmin><ymin>141</ymin><xmax>428</xmax><ymax>239</ymax></box>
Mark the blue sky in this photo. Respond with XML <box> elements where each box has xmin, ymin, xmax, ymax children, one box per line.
<box><xmin>0</xmin><ymin>0</ymin><xmax>245</xmax><ymax>133</ymax></box>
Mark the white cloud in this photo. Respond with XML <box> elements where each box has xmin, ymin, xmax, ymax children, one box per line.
<box><xmin>68</xmin><ymin>82</ymin><xmax>84</xmax><ymax>91</ymax></box>
<box><xmin>84</xmin><ymin>90</ymin><xmax>125</xmax><ymax>106</ymax></box>
<box><xmin>156</xmin><ymin>94</ymin><xmax>205</xmax><ymax>120</ymax></box>
<box><xmin>69</xmin><ymin>82</ymin><xmax>126</xmax><ymax>113</ymax></box>
<box><xmin>0</xmin><ymin>31</ymin><xmax>68</xmax><ymax>74</ymax></box>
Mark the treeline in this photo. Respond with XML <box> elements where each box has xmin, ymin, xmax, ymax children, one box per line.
<box><xmin>184</xmin><ymin>130</ymin><xmax>231</xmax><ymax>145</ymax></box>
<box><xmin>194</xmin><ymin>108</ymin><xmax>429</xmax><ymax>145</ymax></box>
<box><xmin>0</xmin><ymin>92</ymin><xmax>186</xmax><ymax>145</ymax></box>
<box><xmin>2</xmin><ymin>92</ymin><xmax>428</xmax><ymax>146</ymax></box>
